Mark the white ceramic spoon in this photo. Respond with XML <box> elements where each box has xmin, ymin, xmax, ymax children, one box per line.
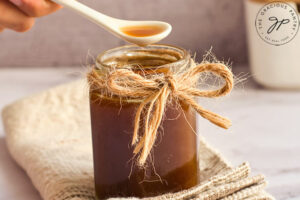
<box><xmin>52</xmin><ymin>0</ymin><xmax>172</xmax><ymax>46</ymax></box>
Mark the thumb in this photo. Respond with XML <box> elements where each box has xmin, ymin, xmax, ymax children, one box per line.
<box><xmin>9</xmin><ymin>0</ymin><xmax>62</xmax><ymax>17</ymax></box>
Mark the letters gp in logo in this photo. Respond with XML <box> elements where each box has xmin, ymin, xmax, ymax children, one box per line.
<box><xmin>255</xmin><ymin>1</ymin><xmax>299</xmax><ymax>46</ymax></box>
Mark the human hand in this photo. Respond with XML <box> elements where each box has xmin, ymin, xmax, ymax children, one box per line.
<box><xmin>0</xmin><ymin>0</ymin><xmax>61</xmax><ymax>32</ymax></box>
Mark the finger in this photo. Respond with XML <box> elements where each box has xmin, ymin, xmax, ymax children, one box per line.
<box><xmin>9</xmin><ymin>0</ymin><xmax>62</xmax><ymax>17</ymax></box>
<box><xmin>0</xmin><ymin>1</ymin><xmax>35</xmax><ymax>32</ymax></box>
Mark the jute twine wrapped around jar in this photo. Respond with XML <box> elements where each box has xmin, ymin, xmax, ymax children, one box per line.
<box><xmin>88</xmin><ymin>57</ymin><xmax>234</xmax><ymax>166</ymax></box>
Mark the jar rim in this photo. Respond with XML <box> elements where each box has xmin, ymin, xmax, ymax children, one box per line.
<box><xmin>95</xmin><ymin>44</ymin><xmax>190</xmax><ymax>70</ymax></box>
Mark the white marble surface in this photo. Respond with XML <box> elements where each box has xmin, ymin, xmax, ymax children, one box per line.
<box><xmin>0</xmin><ymin>67</ymin><xmax>300</xmax><ymax>200</ymax></box>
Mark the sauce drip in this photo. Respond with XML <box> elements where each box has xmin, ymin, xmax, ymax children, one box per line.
<box><xmin>120</xmin><ymin>25</ymin><xmax>165</xmax><ymax>37</ymax></box>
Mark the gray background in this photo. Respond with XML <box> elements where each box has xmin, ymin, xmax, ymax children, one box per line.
<box><xmin>0</xmin><ymin>0</ymin><xmax>247</xmax><ymax>67</ymax></box>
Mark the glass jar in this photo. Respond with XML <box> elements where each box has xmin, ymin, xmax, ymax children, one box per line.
<box><xmin>89</xmin><ymin>45</ymin><xmax>200</xmax><ymax>199</ymax></box>
<box><xmin>245</xmin><ymin>0</ymin><xmax>300</xmax><ymax>89</ymax></box>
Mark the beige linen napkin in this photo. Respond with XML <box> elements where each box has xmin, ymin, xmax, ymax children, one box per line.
<box><xmin>1</xmin><ymin>80</ymin><xmax>274</xmax><ymax>200</ymax></box>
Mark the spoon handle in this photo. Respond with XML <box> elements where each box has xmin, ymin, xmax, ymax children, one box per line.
<box><xmin>52</xmin><ymin>0</ymin><xmax>117</xmax><ymax>30</ymax></box>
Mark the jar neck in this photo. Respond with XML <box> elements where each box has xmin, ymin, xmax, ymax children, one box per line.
<box><xmin>95</xmin><ymin>45</ymin><xmax>191</xmax><ymax>74</ymax></box>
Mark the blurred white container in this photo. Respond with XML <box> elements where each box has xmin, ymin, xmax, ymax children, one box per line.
<box><xmin>245</xmin><ymin>0</ymin><xmax>300</xmax><ymax>89</ymax></box>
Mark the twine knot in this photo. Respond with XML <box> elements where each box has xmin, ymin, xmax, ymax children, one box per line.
<box><xmin>164</xmin><ymin>74</ymin><xmax>177</xmax><ymax>93</ymax></box>
<box><xmin>88</xmin><ymin>62</ymin><xmax>234</xmax><ymax>166</ymax></box>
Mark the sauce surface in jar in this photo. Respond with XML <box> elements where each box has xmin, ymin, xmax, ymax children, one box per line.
<box><xmin>120</xmin><ymin>25</ymin><xmax>165</xmax><ymax>37</ymax></box>
<box><xmin>90</xmin><ymin>45</ymin><xmax>200</xmax><ymax>199</ymax></box>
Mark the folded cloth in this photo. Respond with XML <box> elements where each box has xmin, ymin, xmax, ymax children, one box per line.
<box><xmin>1</xmin><ymin>80</ymin><xmax>274</xmax><ymax>200</ymax></box>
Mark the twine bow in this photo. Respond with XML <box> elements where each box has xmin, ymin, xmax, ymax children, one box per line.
<box><xmin>88</xmin><ymin>62</ymin><xmax>234</xmax><ymax>166</ymax></box>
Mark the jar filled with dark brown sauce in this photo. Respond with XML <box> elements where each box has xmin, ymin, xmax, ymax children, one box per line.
<box><xmin>90</xmin><ymin>45</ymin><xmax>200</xmax><ymax>199</ymax></box>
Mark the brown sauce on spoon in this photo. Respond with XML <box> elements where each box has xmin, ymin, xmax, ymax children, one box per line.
<box><xmin>120</xmin><ymin>25</ymin><xmax>165</xmax><ymax>37</ymax></box>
